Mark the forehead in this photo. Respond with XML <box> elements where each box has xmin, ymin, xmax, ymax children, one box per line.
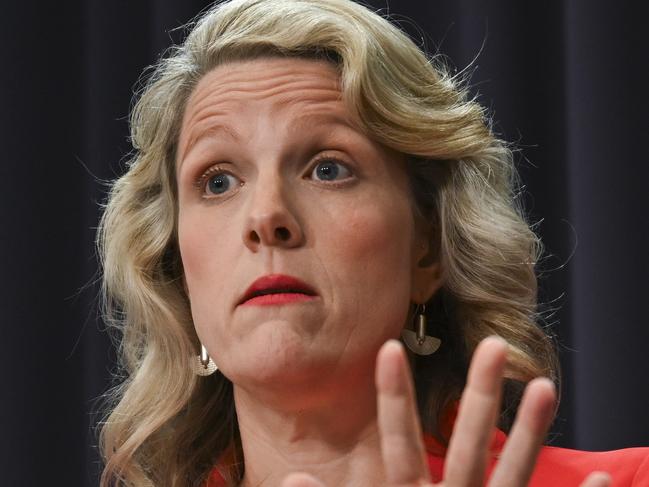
<box><xmin>188</xmin><ymin>56</ymin><xmax>343</xmax><ymax>106</ymax></box>
<box><xmin>177</xmin><ymin>57</ymin><xmax>354</xmax><ymax>159</ymax></box>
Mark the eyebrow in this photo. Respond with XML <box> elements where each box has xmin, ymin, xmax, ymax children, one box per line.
<box><xmin>179</xmin><ymin>113</ymin><xmax>357</xmax><ymax>165</ymax></box>
<box><xmin>180</xmin><ymin>123</ymin><xmax>240</xmax><ymax>163</ymax></box>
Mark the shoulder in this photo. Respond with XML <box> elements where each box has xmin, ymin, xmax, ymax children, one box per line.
<box><xmin>424</xmin><ymin>429</ymin><xmax>649</xmax><ymax>487</ymax></box>
<box><xmin>528</xmin><ymin>444</ymin><xmax>649</xmax><ymax>486</ymax></box>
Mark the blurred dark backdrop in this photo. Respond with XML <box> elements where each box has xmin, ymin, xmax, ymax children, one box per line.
<box><xmin>1</xmin><ymin>1</ymin><xmax>647</xmax><ymax>485</ymax></box>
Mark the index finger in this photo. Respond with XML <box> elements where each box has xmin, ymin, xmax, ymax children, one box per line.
<box><xmin>376</xmin><ymin>339</ymin><xmax>431</xmax><ymax>485</ymax></box>
<box><xmin>444</xmin><ymin>336</ymin><xmax>508</xmax><ymax>485</ymax></box>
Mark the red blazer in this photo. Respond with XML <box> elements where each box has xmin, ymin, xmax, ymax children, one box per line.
<box><xmin>424</xmin><ymin>429</ymin><xmax>649</xmax><ymax>486</ymax></box>
<box><xmin>205</xmin><ymin>430</ymin><xmax>649</xmax><ymax>486</ymax></box>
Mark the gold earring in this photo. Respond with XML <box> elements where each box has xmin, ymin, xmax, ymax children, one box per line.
<box><xmin>192</xmin><ymin>343</ymin><xmax>218</xmax><ymax>376</ymax></box>
<box><xmin>400</xmin><ymin>304</ymin><xmax>441</xmax><ymax>355</ymax></box>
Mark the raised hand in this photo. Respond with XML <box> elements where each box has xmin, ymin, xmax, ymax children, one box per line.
<box><xmin>281</xmin><ymin>336</ymin><xmax>611</xmax><ymax>487</ymax></box>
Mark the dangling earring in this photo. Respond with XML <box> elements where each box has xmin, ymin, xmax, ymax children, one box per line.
<box><xmin>192</xmin><ymin>343</ymin><xmax>218</xmax><ymax>376</ymax></box>
<box><xmin>401</xmin><ymin>303</ymin><xmax>442</xmax><ymax>355</ymax></box>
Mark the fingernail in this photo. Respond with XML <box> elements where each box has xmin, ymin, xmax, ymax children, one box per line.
<box><xmin>486</xmin><ymin>335</ymin><xmax>507</xmax><ymax>346</ymax></box>
<box><xmin>377</xmin><ymin>340</ymin><xmax>405</xmax><ymax>393</ymax></box>
<box><xmin>385</xmin><ymin>339</ymin><xmax>404</xmax><ymax>352</ymax></box>
<box><xmin>532</xmin><ymin>377</ymin><xmax>556</xmax><ymax>392</ymax></box>
<box><xmin>484</xmin><ymin>335</ymin><xmax>509</xmax><ymax>356</ymax></box>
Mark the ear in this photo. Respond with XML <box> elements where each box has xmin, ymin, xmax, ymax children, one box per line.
<box><xmin>410</xmin><ymin>232</ymin><xmax>444</xmax><ymax>304</ymax></box>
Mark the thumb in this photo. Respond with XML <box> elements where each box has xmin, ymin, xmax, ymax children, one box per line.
<box><xmin>281</xmin><ymin>472</ymin><xmax>326</xmax><ymax>487</ymax></box>
<box><xmin>579</xmin><ymin>472</ymin><xmax>611</xmax><ymax>487</ymax></box>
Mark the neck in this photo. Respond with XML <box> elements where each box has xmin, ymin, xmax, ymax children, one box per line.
<box><xmin>233</xmin><ymin>361</ymin><xmax>387</xmax><ymax>487</ymax></box>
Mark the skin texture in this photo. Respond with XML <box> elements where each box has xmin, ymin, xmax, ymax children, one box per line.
<box><xmin>176</xmin><ymin>57</ymin><xmax>610</xmax><ymax>486</ymax></box>
<box><xmin>282</xmin><ymin>339</ymin><xmax>610</xmax><ymax>487</ymax></box>
<box><xmin>177</xmin><ymin>57</ymin><xmax>442</xmax><ymax>486</ymax></box>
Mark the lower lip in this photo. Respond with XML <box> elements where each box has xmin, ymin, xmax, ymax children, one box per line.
<box><xmin>241</xmin><ymin>293</ymin><xmax>317</xmax><ymax>306</ymax></box>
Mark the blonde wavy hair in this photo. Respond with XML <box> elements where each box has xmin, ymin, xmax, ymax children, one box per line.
<box><xmin>96</xmin><ymin>0</ymin><xmax>560</xmax><ymax>485</ymax></box>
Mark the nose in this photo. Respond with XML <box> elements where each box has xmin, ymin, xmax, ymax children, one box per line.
<box><xmin>242</xmin><ymin>175</ymin><xmax>304</xmax><ymax>252</ymax></box>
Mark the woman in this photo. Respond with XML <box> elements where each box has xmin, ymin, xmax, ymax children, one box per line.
<box><xmin>96</xmin><ymin>0</ymin><xmax>648</xmax><ymax>485</ymax></box>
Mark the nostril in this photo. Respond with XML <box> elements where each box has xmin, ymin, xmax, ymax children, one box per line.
<box><xmin>275</xmin><ymin>227</ymin><xmax>290</xmax><ymax>241</ymax></box>
<box><xmin>249</xmin><ymin>230</ymin><xmax>260</xmax><ymax>244</ymax></box>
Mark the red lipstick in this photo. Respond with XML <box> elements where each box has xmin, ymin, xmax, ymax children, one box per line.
<box><xmin>239</xmin><ymin>274</ymin><xmax>317</xmax><ymax>306</ymax></box>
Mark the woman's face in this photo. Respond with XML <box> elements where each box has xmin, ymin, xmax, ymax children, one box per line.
<box><xmin>176</xmin><ymin>57</ymin><xmax>441</xmax><ymax>394</ymax></box>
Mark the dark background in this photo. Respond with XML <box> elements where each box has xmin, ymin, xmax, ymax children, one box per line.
<box><xmin>1</xmin><ymin>1</ymin><xmax>647</xmax><ymax>485</ymax></box>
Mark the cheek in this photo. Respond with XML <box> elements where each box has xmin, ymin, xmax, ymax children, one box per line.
<box><xmin>177</xmin><ymin>209</ymin><xmax>233</xmax><ymax>331</ymax></box>
<box><xmin>320</xmin><ymin>195</ymin><xmax>414</xmax><ymax>336</ymax></box>
<box><xmin>334</xmin><ymin>198</ymin><xmax>412</xmax><ymax>274</ymax></box>
<box><xmin>178</xmin><ymin>207</ymin><xmax>238</xmax><ymax>281</ymax></box>
<box><xmin>178</xmin><ymin>212</ymin><xmax>213</xmax><ymax>287</ymax></box>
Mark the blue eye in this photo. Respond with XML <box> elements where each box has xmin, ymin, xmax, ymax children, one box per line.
<box><xmin>201</xmin><ymin>170</ymin><xmax>241</xmax><ymax>196</ymax></box>
<box><xmin>310</xmin><ymin>158</ymin><xmax>352</xmax><ymax>182</ymax></box>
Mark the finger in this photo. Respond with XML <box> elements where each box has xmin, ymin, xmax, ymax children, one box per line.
<box><xmin>444</xmin><ymin>336</ymin><xmax>508</xmax><ymax>486</ymax></box>
<box><xmin>579</xmin><ymin>472</ymin><xmax>611</xmax><ymax>487</ymax></box>
<box><xmin>487</xmin><ymin>377</ymin><xmax>556</xmax><ymax>486</ymax></box>
<box><xmin>280</xmin><ymin>472</ymin><xmax>326</xmax><ymax>487</ymax></box>
<box><xmin>376</xmin><ymin>339</ymin><xmax>431</xmax><ymax>485</ymax></box>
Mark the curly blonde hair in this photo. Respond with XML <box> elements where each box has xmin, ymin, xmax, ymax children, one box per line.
<box><xmin>96</xmin><ymin>0</ymin><xmax>559</xmax><ymax>485</ymax></box>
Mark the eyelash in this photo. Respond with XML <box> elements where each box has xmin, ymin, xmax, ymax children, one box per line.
<box><xmin>193</xmin><ymin>164</ymin><xmax>239</xmax><ymax>196</ymax></box>
<box><xmin>193</xmin><ymin>155</ymin><xmax>354</xmax><ymax>198</ymax></box>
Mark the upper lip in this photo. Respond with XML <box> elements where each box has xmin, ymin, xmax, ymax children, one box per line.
<box><xmin>238</xmin><ymin>274</ymin><xmax>318</xmax><ymax>305</ymax></box>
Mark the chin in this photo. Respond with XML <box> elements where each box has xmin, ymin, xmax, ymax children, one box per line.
<box><xmin>225</xmin><ymin>321</ymin><xmax>337</xmax><ymax>390</ymax></box>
